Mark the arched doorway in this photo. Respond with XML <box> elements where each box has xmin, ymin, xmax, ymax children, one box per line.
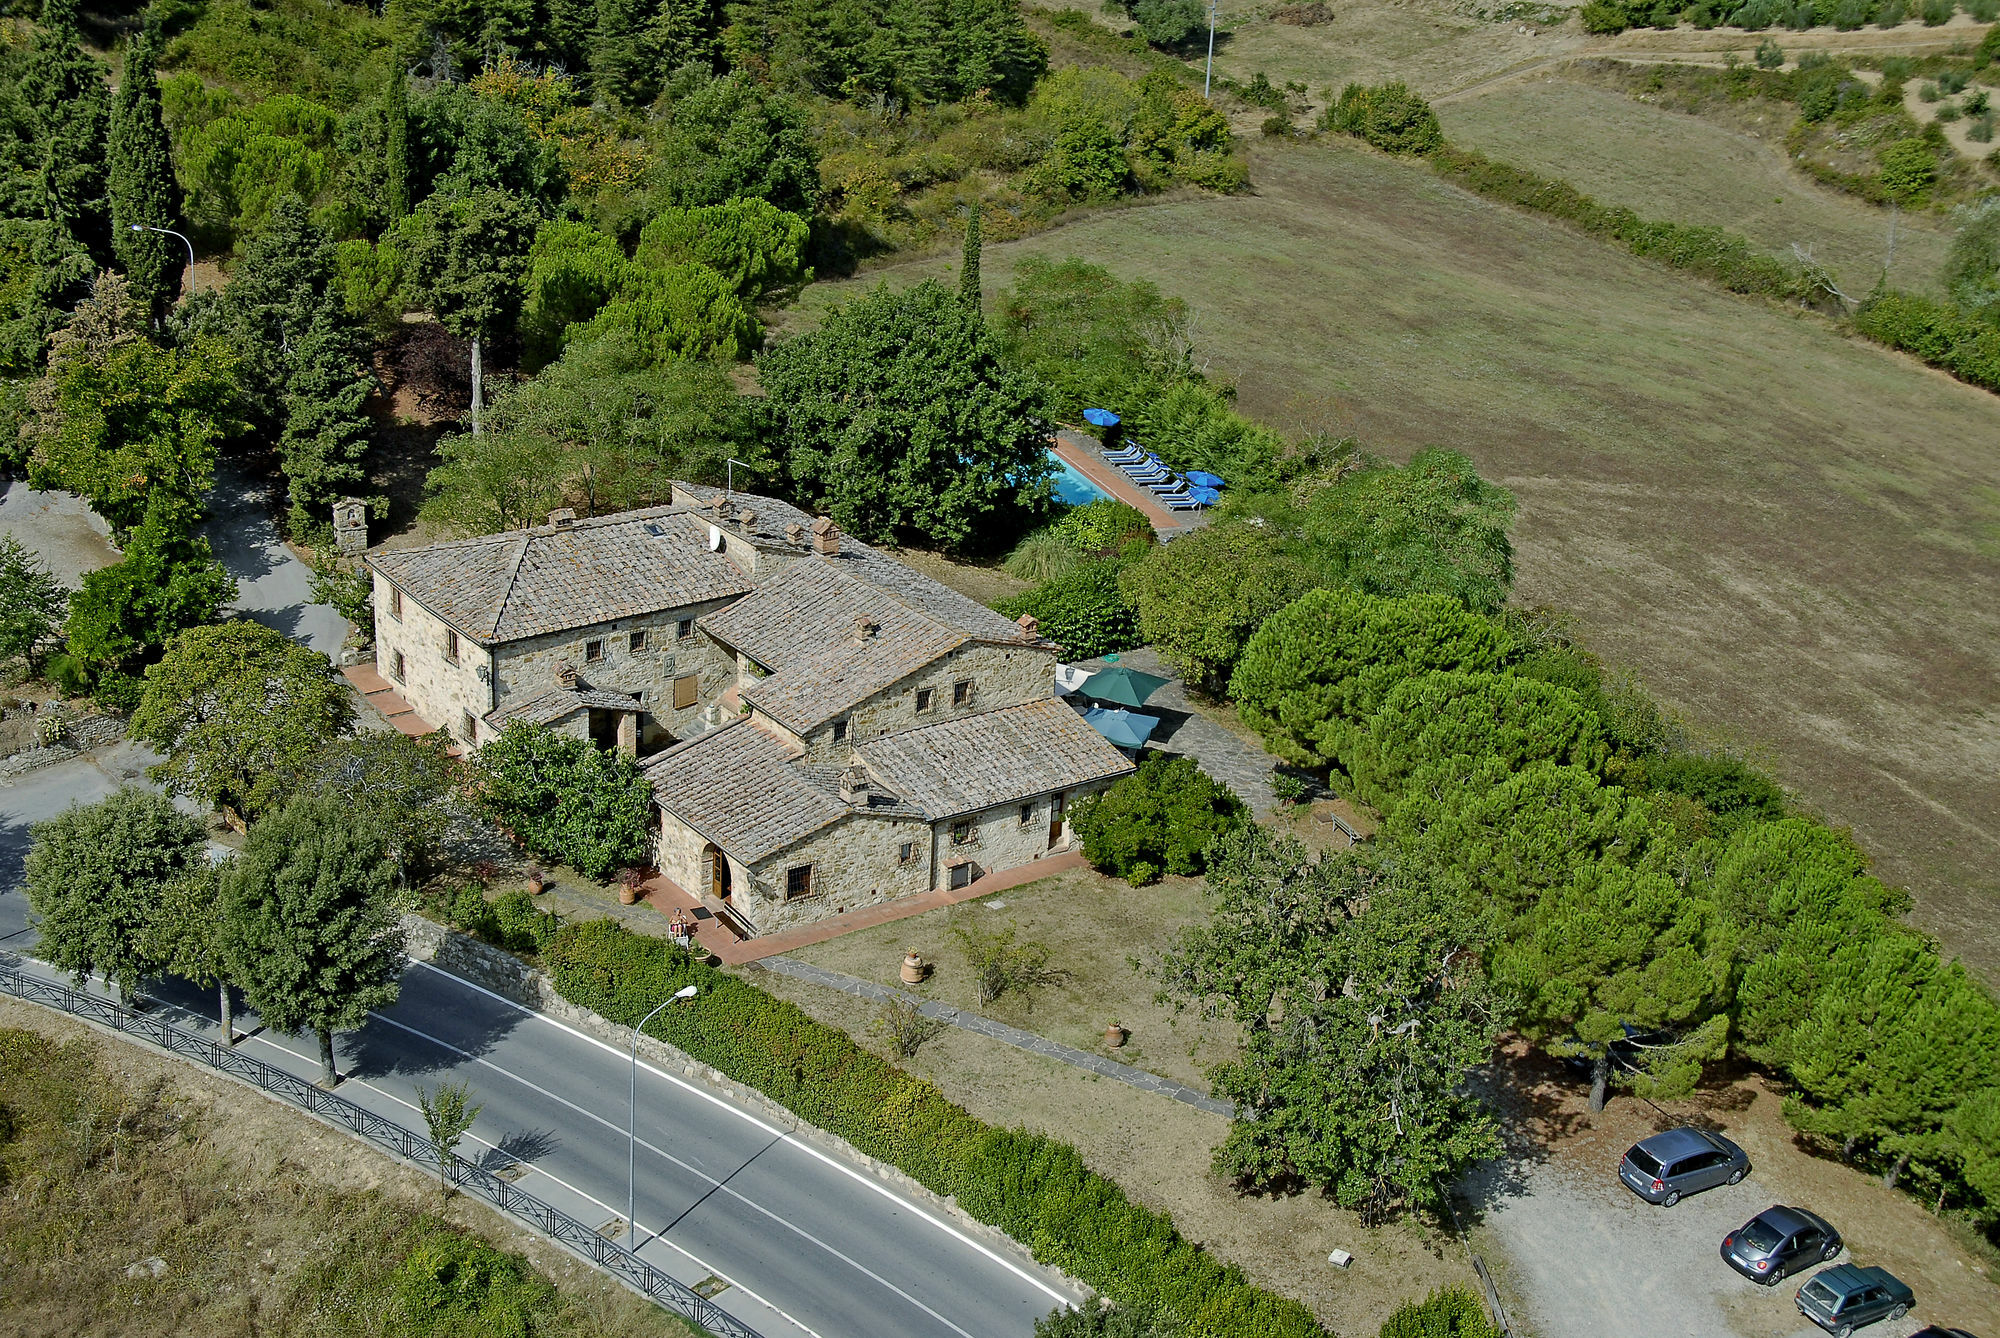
<box><xmin>703</xmin><ymin>844</ymin><xmax>732</xmax><ymax>902</ymax></box>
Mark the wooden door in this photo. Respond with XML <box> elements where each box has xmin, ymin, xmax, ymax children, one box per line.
<box><xmin>1048</xmin><ymin>793</ymin><xmax>1066</xmax><ymax>847</ymax></box>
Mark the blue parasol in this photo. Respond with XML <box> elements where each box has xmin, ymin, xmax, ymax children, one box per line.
<box><xmin>1084</xmin><ymin>707</ymin><xmax>1161</xmax><ymax>750</ymax></box>
<box><xmin>1184</xmin><ymin>470</ymin><xmax>1225</xmax><ymax>489</ymax></box>
<box><xmin>1186</xmin><ymin>487</ymin><xmax>1221</xmax><ymax>505</ymax></box>
<box><xmin>1082</xmin><ymin>408</ymin><xmax>1121</xmax><ymax>428</ymax></box>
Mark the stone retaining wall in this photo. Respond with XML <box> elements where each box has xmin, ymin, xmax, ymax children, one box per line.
<box><xmin>0</xmin><ymin>712</ymin><xmax>127</xmax><ymax>780</ymax></box>
<box><xmin>397</xmin><ymin>913</ymin><xmax>1086</xmax><ymax>1305</ymax></box>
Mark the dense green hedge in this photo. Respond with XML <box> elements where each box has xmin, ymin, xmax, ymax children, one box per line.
<box><xmin>539</xmin><ymin>918</ymin><xmax>1326</xmax><ymax>1337</ymax></box>
<box><xmin>1853</xmin><ymin>290</ymin><xmax>2000</xmax><ymax>393</ymax></box>
<box><xmin>1429</xmin><ymin>146</ymin><xmax>1813</xmax><ymax>299</ymax></box>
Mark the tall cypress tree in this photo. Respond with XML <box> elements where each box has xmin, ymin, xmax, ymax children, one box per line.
<box><xmin>384</xmin><ymin>70</ymin><xmax>411</xmax><ymax>223</ymax></box>
<box><xmin>20</xmin><ymin>0</ymin><xmax>110</xmax><ymax>261</ymax></box>
<box><xmin>959</xmin><ymin>201</ymin><xmax>982</xmax><ymax>311</ymax></box>
<box><xmin>108</xmin><ymin>22</ymin><xmax>182</xmax><ymax>320</ymax></box>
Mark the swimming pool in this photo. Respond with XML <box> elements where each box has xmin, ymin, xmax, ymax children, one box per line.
<box><xmin>1048</xmin><ymin>450</ymin><xmax>1112</xmax><ymax>507</ymax></box>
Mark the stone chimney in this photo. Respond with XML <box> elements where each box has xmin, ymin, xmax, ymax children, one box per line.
<box><xmin>1015</xmin><ymin>613</ymin><xmax>1039</xmax><ymax>639</ymax></box>
<box><xmin>735</xmin><ymin>508</ymin><xmax>757</xmax><ymax>529</ymax></box>
<box><xmin>785</xmin><ymin>523</ymin><xmax>805</xmax><ymax>545</ymax></box>
<box><xmin>838</xmin><ymin>764</ymin><xmax>871</xmax><ymax>806</ymax></box>
<box><xmin>708</xmin><ymin>494</ymin><xmax>729</xmax><ymax>516</ymax></box>
<box><xmin>812</xmin><ymin>515</ymin><xmax>840</xmax><ymax>556</ymax></box>
<box><xmin>851</xmin><ymin>615</ymin><xmax>879</xmax><ymax>643</ymax></box>
<box><xmin>557</xmin><ymin>663</ymin><xmax>577</xmax><ymax>690</ymax></box>
<box><xmin>548</xmin><ymin>508</ymin><xmax>576</xmax><ymax>528</ymax></box>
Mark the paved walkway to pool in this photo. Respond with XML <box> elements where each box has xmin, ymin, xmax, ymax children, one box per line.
<box><xmin>1049</xmin><ymin>429</ymin><xmax>1202</xmax><ymax>536</ymax></box>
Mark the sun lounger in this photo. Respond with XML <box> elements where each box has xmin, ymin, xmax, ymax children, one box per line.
<box><xmin>1160</xmin><ymin>492</ymin><xmax>1206</xmax><ymax>510</ymax></box>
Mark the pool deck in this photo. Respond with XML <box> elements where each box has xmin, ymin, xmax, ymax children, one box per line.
<box><xmin>1050</xmin><ymin>429</ymin><xmax>1204</xmax><ymax>536</ymax></box>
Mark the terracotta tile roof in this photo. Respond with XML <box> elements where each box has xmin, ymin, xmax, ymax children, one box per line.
<box><xmin>366</xmin><ymin>508</ymin><xmax>751</xmax><ymax>644</ymax></box>
<box><xmin>643</xmin><ymin>720</ymin><xmax>857</xmax><ymax>862</ymax></box>
<box><xmin>857</xmin><ymin>699</ymin><xmax>1135</xmax><ymax>821</ymax></box>
<box><xmin>483</xmin><ymin>686</ymin><xmax>641</xmax><ymax>731</ymax></box>
<box><xmin>743</xmin><ymin>625</ymin><xmax>964</xmax><ymax>734</ymax></box>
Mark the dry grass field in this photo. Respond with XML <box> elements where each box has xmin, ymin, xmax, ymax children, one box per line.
<box><xmin>0</xmin><ymin>1003</ymin><xmax>691</xmax><ymax>1338</ymax></box>
<box><xmin>792</xmin><ymin>135</ymin><xmax>2000</xmax><ymax>984</ymax></box>
<box><xmin>1436</xmin><ymin>75</ymin><xmax>1957</xmax><ymax>294</ymax></box>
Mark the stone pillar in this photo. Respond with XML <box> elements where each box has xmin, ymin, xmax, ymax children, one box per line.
<box><xmin>616</xmin><ymin>712</ymin><xmax>638</xmax><ymax>757</ymax></box>
<box><xmin>332</xmin><ymin>499</ymin><xmax>368</xmax><ymax>555</ymax></box>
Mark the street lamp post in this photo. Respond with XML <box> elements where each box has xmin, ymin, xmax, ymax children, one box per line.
<box><xmin>628</xmin><ymin>983</ymin><xmax>699</xmax><ymax>1246</ymax></box>
<box><xmin>128</xmin><ymin>222</ymin><xmax>196</xmax><ymax>272</ymax></box>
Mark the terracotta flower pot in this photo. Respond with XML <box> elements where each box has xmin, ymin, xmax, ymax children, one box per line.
<box><xmin>618</xmin><ymin>884</ymin><xmax>638</xmax><ymax>906</ymax></box>
<box><xmin>1104</xmin><ymin>1024</ymin><xmax>1126</xmax><ymax>1049</ymax></box>
<box><xmin>526</xmin><ymin>868</ymin><xmax>545</xmax><ymax>895</ymax></box>
<box><xmin>900</xmin><ymin>952</ymin><xmax>926</xmax><ymax>985</ymax></box>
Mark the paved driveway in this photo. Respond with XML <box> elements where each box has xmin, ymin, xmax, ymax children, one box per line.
<box><xmin>203</xmin><ymin>462</ymin><xmax>347</xmax><ymax>658</ymax></box>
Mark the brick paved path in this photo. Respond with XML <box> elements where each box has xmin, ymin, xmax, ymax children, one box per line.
<box><xmin>756</xmin><ymin>955</ymin><xmax>1237</xmax><ymax>1118</ymax></box>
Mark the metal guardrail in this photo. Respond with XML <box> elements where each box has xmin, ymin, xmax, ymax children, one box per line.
<box><xmin>0</xmin><ymin>957</ymin><xmax>761</xmax><ymax>1338</ymax></box>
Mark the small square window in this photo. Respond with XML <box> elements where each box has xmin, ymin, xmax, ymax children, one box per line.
<box><xmin>915</xmin><ymin>688</ymin><xmax>934</xmax><ymax>712</ymax></box>
<box><xmin>949</xmin><ymin>862</ymin><xmax>974</xmax><ymax>890</ymax></box>
<box><xmin>785</xmin><ymin>864</ymin><xmax>814</xmax><ymax>899</ymax></box>
<box><xmin>951</xmin><ymin>818</ymin><xmax>973</xmax><ymax>845</ymax></box>
<box><xmin>630</xmin><ymin>629</ymin><xmax>647</xmax><ymax>652</ymax></box>
<box><xmin>443</xmin><ymin>629</ymin><xmax>459</xmax><ymax>663</ymax></box>
<box><xmin>585</xmin><ymin>638</ymin><xmax>604</xmax><ymax>663</ymax></box>
<box><xmin>460</xmin><ymin>711</ymin><xmax>476</xmax><ymax>743</ymax></box>
<box><xmin>898</xmin><ymin>841</ymin><xmax>915</xmax><ymax>863</ymax></box>
<box><xmin>953</xmin><ymin>679</ymin><xmax>972</xmax><ymax>707</ymax></box>
<box><xmin>832</xmin><ymin>719</ymin><xmax>848</xmax><ymax>743</ymax></box>
<box><xmin>678</xmin><ymin>618</ymin><xmax>695</xmax><ymax>639</ymax></box>
<box><xmin>391</xmin><ymin>650</ymin><xmax>405</xmax><ymax>681</ymax></box>
<box><xmin>389</xmin><ymin>586</ymin><xmax>403</xmax><ymax>620</ymax></box>
<box><xmin>673</xmin><ymin>674</ymin><xmax>699</xmax><ymax>710</ymax></box>
<box><xmin>1019</xmin><ymin>803</ymin><xmax>1033</xmax><ymax>825</ymax></box>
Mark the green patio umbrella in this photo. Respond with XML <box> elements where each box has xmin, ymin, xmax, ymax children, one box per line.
<box><xmin>1083</xmin><ymin>708</ymin><xmax>1161</xmax><ymax>750</ymax></box>
<box><xmin>1082</xmin><ymin>665</ymin><xmax>1169</xmax><ymax>709</ymax></box>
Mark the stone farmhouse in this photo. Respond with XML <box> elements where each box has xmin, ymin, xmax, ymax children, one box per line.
<box><xmin>365</xmin><ymin>484</ymin><xmax>1135</xmax><ymax>936</ymax></box>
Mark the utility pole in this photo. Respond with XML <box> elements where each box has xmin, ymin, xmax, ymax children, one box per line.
<box><xmin>1204</xmin><ymin>0</ymin><xmax>1218</xmax><ymax>97</ymax></box>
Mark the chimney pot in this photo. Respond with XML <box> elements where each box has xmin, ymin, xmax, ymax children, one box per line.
<box><xmin>1015</xmin><ymin>613</ymin><xmax>1039</xmax><ymax>638</ymax></box>
<box><xmin>556</xmin><ymin>662</ymin><xmax>577</xmax><ymax>689</ymax></box>
<box><xmin>812</xmin><ymin>516</ymin><xmax>840</xmax><ymax>555</ymax></box>
<box><xmin>851</xmin><ymin>615</ymin><xmax>879</xmax><ymax>643</ymax></box>
<box><xmin>785</xmin><ymin>523</ymin><xmax>805</xmax><ymax>544</ymax></box>
<box><xmin>736</xmin><ymin>508</ymin><xmax>756</xmax><ymax>528</ymax></box>
<box><xmin>838</xmin><ymin>764</ymin><xmax>871</xmax><ymax>805</ymax></box>
<box><xmin>548</xmin><ymin>508</ymin><xmax>577</xmax><ymax>528</ymax></box>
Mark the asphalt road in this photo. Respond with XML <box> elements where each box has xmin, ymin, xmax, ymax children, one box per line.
<box><xmin>1</xmin><ymin>754</ymin><xmax>1077</xmax><ymax>1338</ymax></box>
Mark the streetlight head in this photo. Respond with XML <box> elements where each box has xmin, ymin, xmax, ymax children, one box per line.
<box><xmin>673</xmin><ymin>985</ymin><xmax>699</xmax><ymax>1001</ymax></box>
<box><xmin>129</xmin><ymin>224</ymin><xmax>143</xmax><ymax>232</ymax></box>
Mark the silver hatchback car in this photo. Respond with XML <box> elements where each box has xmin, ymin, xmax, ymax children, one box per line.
<box><xmin>1619</xmin><ymin>1126</ymin><xmax>1751</xmax><ymax>1206</ymax></box>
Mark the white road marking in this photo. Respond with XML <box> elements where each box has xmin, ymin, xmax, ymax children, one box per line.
<box><xmin>362</xmin><ymin>1007</ymin><xmax>982</xmax><ymax>1338</ymax></box>
<box><xmin>236</xmin><ymin>1026</ymin><xmax>823</xmax><ymax>1338</ymax></box>
<box><xmin>411</xmin><ymin>959</ymin><xmax>1074</xmax><ymax>1309</ymax></box>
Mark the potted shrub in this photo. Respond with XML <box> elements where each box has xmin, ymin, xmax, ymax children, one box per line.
<box><xmin>525</xmin><ymin>864</ymin><xmax>545</xmax><ymax>895</ymax></box>
<box><xmin>617</xmin><ymin>867</ymin><xmax>644</xmax><ymax>905</ymax></box>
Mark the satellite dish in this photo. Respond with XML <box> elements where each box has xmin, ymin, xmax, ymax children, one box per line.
<box><xmin>708</xmin><ymin>525</ymin><xmax>723</xmax><ymax>551</ymax></box>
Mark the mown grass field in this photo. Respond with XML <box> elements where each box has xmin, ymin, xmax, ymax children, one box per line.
<box><xmin>790</xmin><ymin>134</ymin><xmax>2000</xmax><ymax>983</ymax></box>
<box><xmin>1435</xmin><ymin>75</ymin><xmax>1956</xmax><ymax>294</ymax></box>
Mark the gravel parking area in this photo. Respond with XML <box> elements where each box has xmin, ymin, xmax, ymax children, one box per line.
<box><xmin>1470</xmin><ymin>1051</ymin><xmax>1998</xmax><ymax>1338</ymax></box>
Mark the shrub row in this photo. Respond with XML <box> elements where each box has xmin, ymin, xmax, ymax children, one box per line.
<box><xmin>1428</xmin><ymin>146</ymin><xmax>1815</xmax><ymax>299</ymax></box>
<box><xmin>1853</xmin><ymin>290</ymin><xmax>2000</xmax><ymax>392</ymax></box>
<box><xmin>538</xmin><ymin>918</ymin><xmax>1326</xmax><ymax>1337</ymax></box>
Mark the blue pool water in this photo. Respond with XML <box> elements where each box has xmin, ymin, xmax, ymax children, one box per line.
<box><xmin>1048</xmin><ymin>450</ymin><xmax>1112</xmax><ymax>507</ymax></box>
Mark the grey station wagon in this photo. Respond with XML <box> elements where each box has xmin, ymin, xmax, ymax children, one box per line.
<box><xmin>1618</xmin><ymin>1126</ymin><xmax>1750</xmax><ymax>1206</ymax></box>
<box><xmin>1721</xmin><ymin>1204</ymin><xmax>1842</xmax><ymax>1284</ymax></box>
<box><xmin>1797</xmin><ymin>1263</ymin><xmax>1915</xmax><ymax>1336</ymax></box>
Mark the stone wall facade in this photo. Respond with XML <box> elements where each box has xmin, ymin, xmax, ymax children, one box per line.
<box><xmin>744</xmin><ymin>809</ymin><xmax>933</xmax><ymax>932</ymax></box>
<box><xmin>788</xmin><ymin>641</ymin><xmax>1059</xmax><ymax>765</ymax></box>
<box><xmin>929</xmin><ymin>783</ymin><xmax>1105</xmax><ymax>889</ymax></box>
<box><xmin>373</xmin><ymin>572</ymin><xmax>493</xmax><ymax>745</ymax></box>
<box><xmin>494</xmin><ymin>602</ymin><xmax>736</xmax><ymax>747</ymax></box>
